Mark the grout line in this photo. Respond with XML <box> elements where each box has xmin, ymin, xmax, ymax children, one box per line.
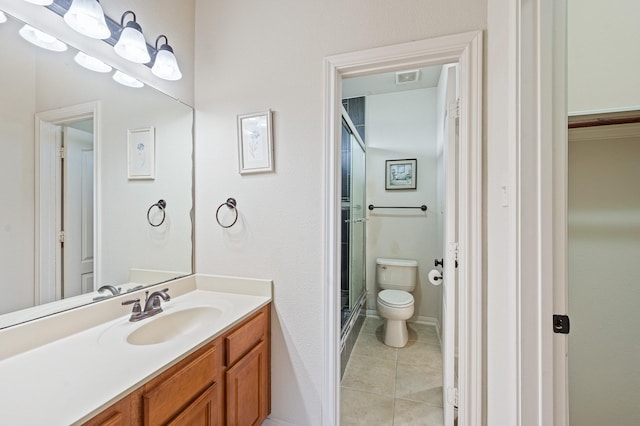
<box><xmin>340</xmin><ymin>385</ymin><xmax>395</xmax><ymax>399</ymax></box>
<box><xmin>346</xmin><ymin>319</ymin><xmax>446</xmax><ymax>425</ymax></box>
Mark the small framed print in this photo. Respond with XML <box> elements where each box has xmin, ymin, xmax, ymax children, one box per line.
<box><xmin>385</xmin><ymin>158</ymin><xmax>417</xmax><ymax>190</ymax></box>
<box><xmin>237</xmin><ymin>110</ymin><xmax>274</xmax><ymax>174</ymax></box>
<box><xmin>127</xmin><ymin>127</ymin><xmax>155</xmax><ymax>180</ymax></box>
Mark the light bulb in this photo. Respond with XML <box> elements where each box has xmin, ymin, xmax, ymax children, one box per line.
<box><xmin>64</xmin><ymin>0</ymin><xmax>110</xmax><ymax>39</ymax></box>
<box><xmin>114</xmin><ymin>12</ymin><xmax>150</xmax><ymax>64</ymax></box>
<box><xmin>75</xmin><ymin>52</ymin><xmax>112</xmax><ymax>73</ymax></box>
<box><xmin>151</xmin><ymin>37</ymin><xmax>182</xmax><ymax>81</ymax></box>
<box><xmin>19</xmin><ymin>25</ymin><xmax>67</xmax><ymax>52</ymax></box>
<box><xmin>113</xmin><ymin>71</ymin><xmax>144</xmax><ymax>88</ymax></box>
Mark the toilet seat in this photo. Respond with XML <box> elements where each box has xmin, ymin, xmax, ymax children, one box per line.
<box><xmin>377</xmin><ymin>289</ymin><xmax>414</xmax><ymax>308</ymax></box>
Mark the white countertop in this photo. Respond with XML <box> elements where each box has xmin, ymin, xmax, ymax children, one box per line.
<box><xmin>0</xmin><ymin>274</ymin><xmax>272</xmax><ymax>425</ymax></box>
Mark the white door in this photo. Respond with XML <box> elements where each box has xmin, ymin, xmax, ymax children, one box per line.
<box><xmin>441</xmin><ymin>65</ymin><xmax>459</xmax><ymax>426</ymax></box>
<box><xmin>62</xmin><ymin>127</ymin><xmax>94</xmax><ymax>297</ymax></box>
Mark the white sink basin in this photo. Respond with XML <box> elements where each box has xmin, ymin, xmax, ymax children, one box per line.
<box><xmin>126</xmin><ymin>307</ymin><xmax>223</xmax><ymax>346</ymax></box>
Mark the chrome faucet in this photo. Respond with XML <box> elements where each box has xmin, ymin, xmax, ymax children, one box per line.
<box><xmin>143</xmin><ymin>289</ymin><xmax>171</xmax><ymax>315</ymax></box>
<box><xmin>122</xmin><ymin>288</ymin><xmax>170</xmax><ymax>322</ymax></box>
<box><xmin>98</xmin><ymin>285</ymin><xmax>121</xmax><ymax>296</ymax></box>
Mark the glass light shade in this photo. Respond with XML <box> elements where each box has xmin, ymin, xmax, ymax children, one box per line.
<box><xmin>113</xmin><ymin>71</ymin><xmax>144</xmax><ymax>88</ymax></box>
<box><xmin>114</xmin><ymin>23</ymin><xmax>150</xmax><ymax>63</ymax></box>
<box><xmin>0</xmin><ymin>11</ymin><xmax>7</xmax><ymax>24</ymax></box>
<box><xmin>64</xmin><ymin>0</ymin><xmax>110</xmax><ymax>39</ymax></box>
<box><xmin>23</xmin><ymin>0</ymin><xmax>54</xmax><ymax>5</ymax></box>
<box><xmin>152</xmin><ymin>47</ymin><xmax>182</xmax><ymax>81</ymax></box>
<box><xmin>19</xmin><ymin>25</ymin><xmax>67</xmax><ymax>52</ymax></box>
<box><xmin>74</xmin><ymin>52</ymin><xmax>112</xmax><ymax>73</ymax></box>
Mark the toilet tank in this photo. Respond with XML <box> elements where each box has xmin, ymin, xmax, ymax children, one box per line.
<box><xmin>375</xmin><ymin>258</ymin><xmax>418</xmax><ymax>292</ymax></box>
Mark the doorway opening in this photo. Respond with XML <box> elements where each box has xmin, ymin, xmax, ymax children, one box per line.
<box><xmin>566</xmin><ymin>112</ymin><xmax>640</xmax><ymax>425</ymax></box>
<box><xmin>35</xmin><ymin>102</ymin><xmax>100</xmax><ymax>305</ymax></box>
<box><xmin>323</xmin><ymin>31</ymin><xmax>483</xmax><ymax>426</ymax></box>
<box><xmin>338</xmin><ymin>63</ymin><xmax>457</xmax><ymax>425</ymax></box>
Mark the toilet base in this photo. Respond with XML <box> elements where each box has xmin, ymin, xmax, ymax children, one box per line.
<box><xmin>383</xmin><ymin>319</ymin><xmax>409</xmax><ymax>348</ymax></box>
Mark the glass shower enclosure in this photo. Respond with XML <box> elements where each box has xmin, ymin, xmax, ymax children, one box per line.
<box><xmin>340</xmin><ymin>114</ymin><xmax>366</xmax><ymax>337</ymax></box>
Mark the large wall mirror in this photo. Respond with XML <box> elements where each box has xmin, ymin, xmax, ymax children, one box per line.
<box><xmin>0</xmin><ymin>10</ymin><xmax>193</xmax><ymax>329</ymax></box>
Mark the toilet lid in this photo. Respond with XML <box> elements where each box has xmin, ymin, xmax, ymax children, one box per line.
<box><xmin>378</xmin><ymin>290</ymin><xmax>414</xmax><ymax>307</ymax></box>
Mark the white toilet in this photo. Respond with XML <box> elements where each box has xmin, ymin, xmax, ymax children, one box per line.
<box><xmin>375</xmin><ymin>257</ymin><xmax>418</xmax><ymax>348</ymax></box>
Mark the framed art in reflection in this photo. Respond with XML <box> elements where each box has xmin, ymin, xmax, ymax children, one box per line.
<box><xmin>127</xmin><ymin>127</ymin><xmax>155</xmax><ymax>180</ymax></box>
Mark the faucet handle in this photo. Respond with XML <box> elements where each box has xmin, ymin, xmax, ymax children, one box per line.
<box><xmin>122</xmin><ymin>298</ymin><xmax>141</xmax><ymax>312</ymax></box>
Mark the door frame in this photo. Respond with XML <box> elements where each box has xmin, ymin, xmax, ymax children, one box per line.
<box><xmin>322</xmin><ymin>31</ymin><xmax>483</xmax><ymax>425</ymax></box>
<box><xmin>34</xmin><ymin>101</ymin><xmax>101</xmax><ymax>304</ymax></box>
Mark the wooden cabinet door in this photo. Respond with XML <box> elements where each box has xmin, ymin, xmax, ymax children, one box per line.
<box><xmin>225</xmin><ymin>341</ymin><xmax>268</xmax><ymax>426</ymax></box>
<box><xmin>82</xmin><ymin>396</ymin><xmax>131</xmax><ymax>426</ymax></box>
<box><xmin>167</xmin><ymin>383</ymin><xmax>221</xmax><ymax>426</ymax></box>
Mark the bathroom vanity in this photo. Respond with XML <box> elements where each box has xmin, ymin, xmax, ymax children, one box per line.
<box><xmin>85</xmin><ymin>304</ymin><xmax>270</xmax><ymax>425</ymax></box>
<box><xmin>0</xmin><ymin>274</ymin><xmax>272</xmax><ymax>425</ymax></box>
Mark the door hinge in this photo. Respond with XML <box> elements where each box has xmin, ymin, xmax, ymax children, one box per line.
<box><xmin>446</xmin><ymin>387</ymin><xmax>459</xmax><ymax>407</ymax></box>
<box><xmin>58</xmin><ymin>147</ymin><xmax>66</xmax><ymax>159</ymax></box>
<box><xmin>448</xmin><ymin>242</ymin><xmax>459</xmax><ymax>268</ymax></box>
<box><xmin>553</xmin><ymin>314</ymin><xmax>570</xmax><ymax>334</ymax></box>
<box><xmin>448</xmin><ymin>98</ymin><xmax>460</xmax><ymax>119</ymax></box>
<box><xmin>58</xmin><ymin>231</ymin><xmax>65</xmax><ymax>244</ymax></box>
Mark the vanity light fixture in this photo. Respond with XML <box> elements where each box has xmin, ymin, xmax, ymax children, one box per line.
<box><xmin>113</xmin><ymin>70</ymin><xmax>144</xmax><ymax>88</ymax></box>
<box><xmin>64</xmin><ymin>0</ymin><xmax>110</xmax><ymax>39</ymax></box>
<box><xmin>0</xmin><ymin>11</ymin><xmax>7</xmax><ymax>24</ymax></box>
<box><xmin>74</xmin><ymin>52</ymin><xmax>112</xmax><ymax>73</ymax></box>
<box><xmin>151</xmin><ymin>35</ymin><xmax>182</xmax><ymax>81</ymax></box>
<box><xmin>19</xmin><ymin>24</ymin><xmax>67</xmax><ymax>52</ymax></box>
<box><xmin>23</xmin><ymin>0</ymin><xmax>54</xmax><ymax>5</ymax></box>
<box><xmin>113</xmin><ymin>11</ymin><xmax>150</xmax><ymax>64</ymax></box>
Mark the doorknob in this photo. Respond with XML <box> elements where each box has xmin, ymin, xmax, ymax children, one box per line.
<box><xmin>434</xmin><ymin>258</ymin><xmax>444</xmax><ymax>267</ymax></box>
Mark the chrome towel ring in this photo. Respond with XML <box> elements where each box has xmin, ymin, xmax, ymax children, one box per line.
<box><xmin>147</xmin><ymin>199</ymin><xmax>167</xmax><ymax>227</ymax></box>
<box><xmin>216</xmin><ymin>197</ymin><xmax>238</xmax><ymax>228</ymax></box>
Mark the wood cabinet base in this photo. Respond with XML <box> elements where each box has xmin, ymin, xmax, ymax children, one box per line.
<box><xmin>83</xmin><ymin>304</ymin><xmax>270</xmax><ymax>426</ymax></box>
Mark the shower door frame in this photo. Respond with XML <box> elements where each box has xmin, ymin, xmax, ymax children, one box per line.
<box><xmin>323</xmin><ymin>31</ymin><xmax>483</xmax><ymax>426</ymax></box>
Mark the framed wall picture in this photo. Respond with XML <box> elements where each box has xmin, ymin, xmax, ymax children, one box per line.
<box><xmin>237</xmin><ymin>109</ymin><xmax>274</xmax><ymax>174</ymax></box>
<box><xmin>127</xmin><ymin>127</ymin><xmax>155</xmax><ymax>180</ymax></box>
<box><xmin>385</xmin><ymin>158</ymin><xmax>417</xmax><ymax>190</ymax></box>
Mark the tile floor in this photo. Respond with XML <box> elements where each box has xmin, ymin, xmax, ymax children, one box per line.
<box><xmin>341</xmin><ymin>317</ymin><xmax>444</xmax><ymax>426</ymax></box>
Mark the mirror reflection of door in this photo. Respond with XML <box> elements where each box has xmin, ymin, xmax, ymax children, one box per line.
<box><xmin>61</xmin><ymin>124</ymin><xmax>94</xmax><ymax>298</ymax></box>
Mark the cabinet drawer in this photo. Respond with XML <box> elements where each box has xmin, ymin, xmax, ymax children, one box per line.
<box><xmin>143</xmin><ymin>344</ymin><xmax>218</xmax><ymax>426</ymax></box>
<box><xmin>225</xmin><ymin>310</ymin><xmax>266</xmax><ymax>366</ymax></box>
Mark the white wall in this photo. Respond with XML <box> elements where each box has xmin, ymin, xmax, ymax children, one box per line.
<box><xmin>194</xmin><ymin>0</ymin><xmax>486</xmax><ymax>423</ymax></box>
<box><xmin>568</xmin><ymin>126</ymin><xmax>640</xmax><ymax>425</ymax></box>
<box><xmin>0</xmin><ymin>18</ymin><xmax>37</xmax><ymax>314</ymax></box>
<box><xmin>567</xmin><ymin>0</ymin><xmax>640</xmax><ymax>114</ymax></box>
<box><xmin>364</xmin><ymin>89</ymin><xmax>440</xmax><ymax>323</ymax></box>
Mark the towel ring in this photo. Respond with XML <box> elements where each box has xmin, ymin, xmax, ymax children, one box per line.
<box><xmin>147</xmin><ymin>199</ymin><xmax>167</xmax><ymax>227</ymax></box>
<box><xmin>216</xmin><ymin>198</ymin><xmax>238</xmax><ymax>228</ymax></box>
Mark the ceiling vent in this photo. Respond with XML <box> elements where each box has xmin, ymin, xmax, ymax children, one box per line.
<box><xmin>395</xmin><ymin>69</ymin><xmax>420</xmax><ymax>85</ymax></box>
